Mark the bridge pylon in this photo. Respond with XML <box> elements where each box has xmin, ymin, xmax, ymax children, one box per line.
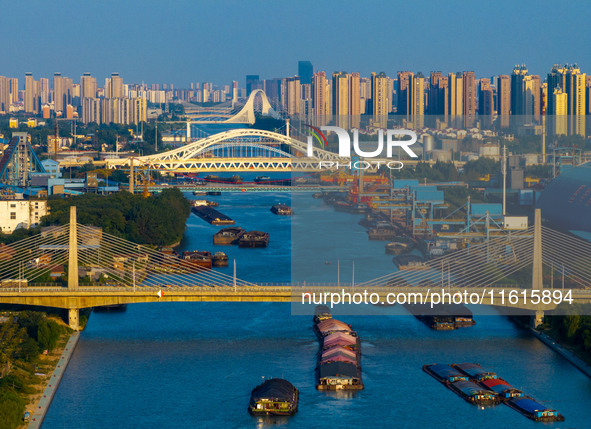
<box><xmin>68</xmin><ymin>206</ymin><xmax>80</xmax><ymax>330</ymax></box>
<box><xmin>531</xmin><ymin>208</ymin><xmax>544</xmax><ymax>328</ymax></box>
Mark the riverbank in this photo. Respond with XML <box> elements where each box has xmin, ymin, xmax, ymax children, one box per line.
<box><xmin>25</xmin><ymin>332</ymin><xmax>80</xmax><ymax>428</ymax></box>
<box><xmin>531</xmin><ymin>328</ymin><xmax>591</xmax><ymax>378</ymax></box>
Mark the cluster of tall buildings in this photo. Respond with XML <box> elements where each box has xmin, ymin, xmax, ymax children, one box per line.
<box><xmin>1</xmin><ymin>72</ymin><xmax>148</xmax><ymax>125</ymax></box>
<box><xmin>1</xmin><ymin>62</ymin><xmax>590</xmax><ymax>136</ymax></box>
<box><xmin>244</xmin><ymin>62</ymin><xmax>591</xmax><ymax>137</ymax></box>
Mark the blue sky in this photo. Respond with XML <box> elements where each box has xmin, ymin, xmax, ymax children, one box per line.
<box><xmin>1</xmin><ymin>0</ymin><xmax>590</xmax><ymax>87</ymax></box>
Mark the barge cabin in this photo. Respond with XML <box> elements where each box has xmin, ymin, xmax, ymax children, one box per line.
<box><xmin>248</xmin><ymin>378</ymin><xmax>298</xmax><ymax>416</ymax></box>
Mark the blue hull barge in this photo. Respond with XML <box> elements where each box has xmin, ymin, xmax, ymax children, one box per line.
<box><xmin>423</xmin><ymin>364</ymin><xmax>499</xmax><ymax>405</ymax></box>
<box><xmin>506</xmin><ymin>396</ymin><xmax>565</xmax><ymax>422</ymax></box>
<box><xmin>423</xmin><ymin>364</ymin><xmax>468</xmax><ymax>383</ymax></box>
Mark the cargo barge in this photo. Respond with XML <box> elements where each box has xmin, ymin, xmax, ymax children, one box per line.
<box><xmin>205</xmin><ymin>174</ymin><xmax>243</xmax><ymax>184</ymax></box>
<box><xmin>181</xmin><ymin>250</ymin><xmax>212</xmax><ymax>269</ymax></box>
<box><xmin>247</xmin><ymin>378</ymin><xmax>299</xmax><ymax>416</ymax></box>
<box><xmin>453</xmin><ymin>363</ymin><xmax>564</xmax><ymax>421</ymax></box>
<box><xmin>270</xmin><ymin>203</ymin><xmax>293</xmax><ymax>215</ymax></box>
<box><xmin>191</xmin><ymin>205</ymin><xmax>235</xmax><ymax>225</ymax></box>
<box><xmin>405</xmin><ymin>304</ymin><xmax>475</xmax><ymax>330</ymax></box>
<box><xmin>238</xmin><ymin>231</ymin><xmax>269</xmax><ymax>248</ymax></box>
<box><xmin>213</xmin><ymin>227</ymin><xmax>244</xmax><ymax>245</ymax></box>
<box><xmin>506</xmin><ymin>396</ymin><xmax>565</xmax><ymax>422</ymax></box>
<box><xmin>452</xmin><ymin>363</ymin><xmax>497</xmax><ymax>382</ymax></box>
<box><xmin>423</xmin><ymin>364</ymin><xmax>468</xmax><ymax>383</ymax></box>
<box><xmin>423</xmin><ymin>364</ymin><xmax>499</xmax><ymax>405</ymax></box>
<box><xmin>192</xmin><ymin>199</ymin><xmax>219</xmax><ymax>207</ymax></box>
<box><xmin>313</xmin><ymin>309</ymin><xmax>363</xmax><ymax>390</ymax></box>
<box><xmin>212</xmin><ymin>251</ymin><xmax>229</xmax><ymax>267</ymax></box>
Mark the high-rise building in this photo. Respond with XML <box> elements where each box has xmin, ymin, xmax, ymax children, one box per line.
<box><xmin>463</xmin><ymin>71</ymin><xmax>476</xmax><ymax>127</ymax></box>
<box><xmin>0</xmin><ymin>77</ymin><xmax>10</xmax><ymax>113</ymax></box>
<box><xmin>410</xmin><ymin>73</ymin><xmax>425</xmax><ymax>129</ymax></box>
<box><xmin>553</xmin><ymin>87</ymin><xmax>568</xmax><ymax>136</ymax></box>
<box><xmin>511</xmin><ymin>65</ymin><xmax>528</xmax><ymax>117</ymax></box>
<box><xmin>371</xmin><ymin>72</ymin><xmax>389</xmax><ymax>129</ymax></box>
<box><xmin>397</xmin><ymin>71</ymin><xmax>413</xmax><ymax>117</ymax></box>
<box><xmin>428</xmin><ymin>71</ymin><xmax>449</xmax><ymax>117</ymax></box>
<box><xmin>313</xmin><ymin>71</ymin><xmax>330</xmax><ymax>126</ymax></box>
<box><xmin>547</xmin><ymin>64</ymin><xmax>586</xmax><ymax>136</ymax></box>
<box><xmin>479</xmin><ymin>78</ymin><xmax>494</xmax><ymax>127</ymax></box>
<box><xmin>40</xmin><ymin>78</ymin><xmax>49</xmax><ymax>104</ymax></box>
<box><xmin>497</xmin><ymin>75</ymin><xmax>511</xmax><ymax>128</ymax></box>
<box><xmin>282</xmin><ymin>76</ymin><xmax>301</xmax><ymax>116</ymax></box>
<box><xmin>82</xmin><ymin>97</ymin><xmax>101</xmax><ymax>124</ymax></box>
<box><xmin>81</xmin><ymin>73</ymin><xmax>97</xmax><ymax>100</ymax></box>
<box><xmin>246</xmin><ymin>75</ymin><xmax>262</xmax><ymax>95</ymax></box>
<box><xmin>110</xmin><ymin>73</ymin><xmax>124</xmax><ymax>98</ymax></box>
<box><xmin>565</xmin><ymin>66</ymin><xmax>586</xmax><ymax>137</ymax></box>
<box><xmin>298</xmin><ymin>61</ymin><xmax>313</xmax><ymax>85</ymax></box>
<box><xmin>349</xmin><ymin>72</ymin><xmax>361</xmax><ymax>128</ymax></box>
<box><xmin>359</xmin><ymin>77</ymin><xmax>371</xmax><ymax>114</ymax></box>
<box><xmin>53</xmin><ymin>73</ymin><xmax>65</xmax><ymax>114</ymax></box>
<box><xmin>264</xmin><ymin>78</ymin><xmax>281</xmax><ymax>109</ymax></box>
<box><xmin>24</xmin><ymin>73</ymin><xmax>38</xmax><ymax>114</ymax></box>
<box><xmin>448</xmin><ymin>72</ymin><xmax>463</xmax><ymax>126</ymax></box>
<box><xmin>586</xmin><ymin>75</ymin><xmax>591</xmax><ymax>115</ymax></box>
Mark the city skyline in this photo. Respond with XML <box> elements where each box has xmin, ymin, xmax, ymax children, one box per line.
<box><xmin>1</xmin><ymin>0</ymin><xmax>590</xmax><ymax>86</ymax></box>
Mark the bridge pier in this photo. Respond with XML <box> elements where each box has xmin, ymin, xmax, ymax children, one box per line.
<box><xmin>68</xmin><ymin>309</ymin><xmax>79</xmax><ymax>331</ymax></box>
<box><xmin>531</xmin><ymin>310</ymin><xmax>545</xmax><ymax>329</ymax></box>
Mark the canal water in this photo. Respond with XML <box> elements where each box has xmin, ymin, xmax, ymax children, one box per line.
<box><xmin>42</xmin><ymin>191</ymin><xmax>591</xmax><ymax>428</ymax></box>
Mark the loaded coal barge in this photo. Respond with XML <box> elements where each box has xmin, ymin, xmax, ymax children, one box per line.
<box><xmin>247</xmin><ymin>378</ymin><xmax>299</xmax><ymax>416</ymax></box>
<box><xmin>191</xmin><ymin>205</ymin><xmax>235</xmax><ymax>225</ymax></box>
<box><xmin>239</xmin><ymin>231</ymin><xmax>269</xmax><ymax>248</ymax></box>
<box><xmin>213</xmin><ymin>227</ymin><xmax>245</xmax><ymax>245</ymax></box>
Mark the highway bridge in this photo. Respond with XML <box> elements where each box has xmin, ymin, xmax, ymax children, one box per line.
<box><xmin>0</xmin><ymin>208</ymin><xmax>589</xmax><ymax>330</ymax></box>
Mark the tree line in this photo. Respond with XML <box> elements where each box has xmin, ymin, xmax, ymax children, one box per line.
<box><xmin>42</xmin><ymin>188</ymin><xmax>191</xmax><ymax>246</ymax></box>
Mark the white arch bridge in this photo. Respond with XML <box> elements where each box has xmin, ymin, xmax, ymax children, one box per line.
<box><xmin>107</xmin><ymin>128</ymin><xmax>371</xmax><ymax>173</ymax></box>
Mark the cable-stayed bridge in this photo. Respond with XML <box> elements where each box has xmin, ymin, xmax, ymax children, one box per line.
<box><xmin>0</xmin><ymin>208</ymin><xmax>590</xmax><ymax>329</ymax></box>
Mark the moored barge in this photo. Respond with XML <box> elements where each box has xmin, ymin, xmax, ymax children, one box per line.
<box><xmin>181</xmin><ymin>250</ymin><xmax>212</xmax><ymax>269</ymax></box>
<box><xmin>191</xmin><ymin>205</ymin><xmax>235</xmax><ymax>225</ymax></box>
<box><xmin>213</xmin><ymin>227</ymin><xmax>244</xmax><ymax>245</ymax></box>
<box><xmin>212</xmin><ymin>251</ymin><xmax>229</xmax><ymax>267</ymax></box>
<box><xmin>247</xmin><ymin>378</ymin><xmax>299</xmax><ymax>416</ymax></box>
<box><xmin>238</xmin><ymin>231</ymin><xmax>269</xmax><ymax>248</ymax></box>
